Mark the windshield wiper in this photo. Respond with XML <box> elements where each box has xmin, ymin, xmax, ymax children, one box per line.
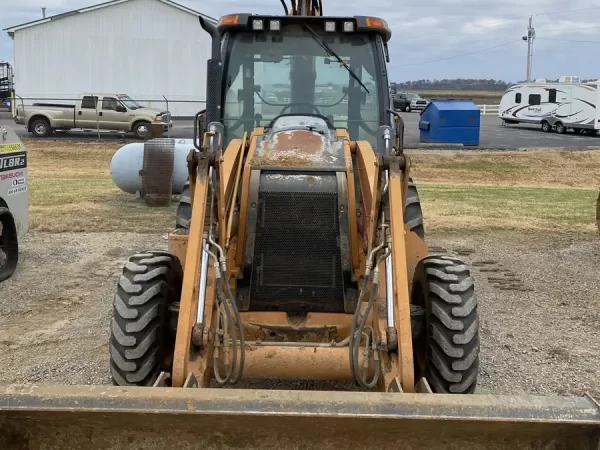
<box><xmin>303</xmin><ymin>24</ymin><xmax>370</xmax><ymax>94</ymax></box>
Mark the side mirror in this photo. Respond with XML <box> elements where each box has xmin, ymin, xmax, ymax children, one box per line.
<box><xmin>116</xmin><ymin>105</ymin><xmax>126</xmax><ymax>113</ymax></box>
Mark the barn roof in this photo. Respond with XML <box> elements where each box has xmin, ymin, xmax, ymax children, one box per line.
<box><xmin>3</xmin><ymin>0</ymin><xmax>217</xmax><ymax>36</ymax></box>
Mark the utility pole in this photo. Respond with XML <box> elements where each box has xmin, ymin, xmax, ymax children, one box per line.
<box><xmin>522</xmin><ymin>16</ymin><xmax>535</xmax><ymax>82</ymax></box>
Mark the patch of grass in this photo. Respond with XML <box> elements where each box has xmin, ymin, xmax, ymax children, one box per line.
<box><xmin>409</xmin><ymin>150</ymin><xmax>600</xmax><ymax>188</ymax></box>
<box><xmin>25</xmin><ymin>140</ymin><xmax>175</xmax><ymax>233</ymax></box>
<box><xmin>30</xmin><ymin>191</ymin><xmax>176</xmax><ymax>233</ymax></box>
<box><xmin>29</xmin><ymin>177</ymin><xmax>115</xmax><ymax>207</ymax></box>
<box><xmin>419</xmin><ymin>184</ymin><xmax>598</xmax><ymax>233</ymax></box>
<box><xmin>430</xmin><ymin>160</ymin><xmax>528</xmax><ymax>174</ymax></box>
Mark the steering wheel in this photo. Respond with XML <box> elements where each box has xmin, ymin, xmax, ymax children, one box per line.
<box><xmin>279</xmin><ymin>102</ymin><xmax>322</xmax><ymax>116</ymax></box>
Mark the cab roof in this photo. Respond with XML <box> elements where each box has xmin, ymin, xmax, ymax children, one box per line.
<box><xmin>217</xmin><ymin>14</ymin><xmax>392</xmax><ymax>42</ymax></box>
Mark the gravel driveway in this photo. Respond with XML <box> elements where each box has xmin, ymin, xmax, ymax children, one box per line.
<box><xmin>0</xmin><ymin>230</ymin><xmax>598</xmax><ymax>398</ymax></box>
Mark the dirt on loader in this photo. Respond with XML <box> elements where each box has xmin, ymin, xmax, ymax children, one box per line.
<box><xmin>0</xmin><ymin>229</ymin><xmax>598</xmax><ymax>398</ymax></box>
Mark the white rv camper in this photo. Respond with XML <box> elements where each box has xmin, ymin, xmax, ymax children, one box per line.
<box><xmin>498</xmin><ymin>79</ymin><xmax>600</xmax><ymax>135</ymax></box>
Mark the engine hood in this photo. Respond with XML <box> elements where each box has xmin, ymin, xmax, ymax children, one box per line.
<box><xmin>251</xmin><ymin>116</ymin><xmax>346</xmax><ymax>171</ymax></box>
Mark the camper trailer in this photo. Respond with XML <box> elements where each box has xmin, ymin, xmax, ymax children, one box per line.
<box><xmin>498</xmin><ymin>79</ymin><xmax>600</xmax><ymax>135</ymax></box>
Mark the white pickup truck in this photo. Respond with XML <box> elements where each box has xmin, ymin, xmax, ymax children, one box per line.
<box><xmin>14</xmin><ymin>93</ymin><xmax>172</xmax><ymax>139</ymax></box>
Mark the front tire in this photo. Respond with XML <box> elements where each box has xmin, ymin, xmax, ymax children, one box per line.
<box><xmin>109</xmin><ymin>251</ymin><xmax>183</xmax><ymax>386</ymax></box>
<box><xmin>133</xmin><ymin>121</ymin><xmax>151</xmax><ymax>140</ymax></box>
<box><xmin>411</xmin><ymin>255</ymin><xmax>479</xmax><ymax>394</ymax></box>
<box><xmin>404</xmin><ymin>105</ymin><xmax>411</xmax><ymax>113</ymax></box>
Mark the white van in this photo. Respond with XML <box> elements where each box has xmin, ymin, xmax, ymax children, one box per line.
<box><xmin>498</xmin><ymin>79</ymin><xmax>600</xmax><ymax>135</ymax></box>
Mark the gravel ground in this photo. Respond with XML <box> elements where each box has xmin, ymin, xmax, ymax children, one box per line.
<box><xmin>0</xmin><ymin>230</ymin><xmax>598</xmax><ymax>398</ymax></box>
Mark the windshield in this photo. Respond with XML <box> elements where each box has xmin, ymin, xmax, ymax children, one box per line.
<box><xmin>407</xmin><ymin>94</ymin><xmax>420</xmax><ymax>100</ymax></box>
<box><xmin>222</xmin><ymin>26</ymin><xmax>382</xmax><ymax>148</ymax></box>
<box><xmin>118</xmin><ymin>95</ymin><xmax>142</xmax><ymax>110</ymax></box>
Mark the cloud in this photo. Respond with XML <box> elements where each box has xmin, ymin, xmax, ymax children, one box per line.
<box><xmin>1</xmin><ymin>0</ymin><xmax>599</xmax><ymax>82</ymax></box>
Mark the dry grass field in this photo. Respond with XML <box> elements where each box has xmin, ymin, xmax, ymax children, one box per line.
<box><xmin>26</xmin><ymin>139</ymin><xmax>175</xmax><ymax>232</ymax></box>
<box><xmin>24</xmin><ymin>139</ymin><xmax>599</xmax><ymax>234</ymax></box>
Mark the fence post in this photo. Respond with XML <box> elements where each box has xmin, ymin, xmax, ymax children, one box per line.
<box><xmin>163</xmin><ymin>95</ymin><xmax>170</xmax><ymax>138</ymax></box>
<box><xmin>483</xmin><ymin>104</ymin><xmax>487</xmax><ymax>115</ymax></box>
<box><xmin>95</xmin><ymin>96</ymin><xmax>100</xmax><ymax>141</ymax></box>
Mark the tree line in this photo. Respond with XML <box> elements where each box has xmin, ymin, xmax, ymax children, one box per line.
<box><xmin>391</xmin><ymin>78</ymin><xmax>599</xmax><ymax>91</ymax></box>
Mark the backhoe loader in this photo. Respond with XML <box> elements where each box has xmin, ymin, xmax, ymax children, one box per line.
<box><xmin>1</xmin><ymin>1</ymin><xmax>599</xmax><ymax>448</ymax></box>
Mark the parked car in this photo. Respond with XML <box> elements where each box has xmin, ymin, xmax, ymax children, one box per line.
<box><xmin>393</xmin><ymin>93</ymin><xmax>428</xmax><ymax>112</ymax></box>
<box><xmin>14</xmin><ymin>93</ymin><xmax>172</xmax><ymax>139</ymax></box>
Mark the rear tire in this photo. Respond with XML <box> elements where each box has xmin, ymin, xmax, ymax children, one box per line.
<box><xmin>406</xmin><ymin>178</ymin><xmax>425</xmax><ymax>239</ymax></box>
<box><xmin>30</xmin><ymin>118</ymin><xmax>51</xmax><ymax>137</ymax></box>
<box><xmin>555</xmin><ymin>122</ymin><xmax>566</xmax><ymax>134</ymax></box>
<box><xmin>176</xmin><ymin>181</ymin><xmax>191</xmax><ymax>230</ymax></box>
<box><xmin>411</xmin><ymin>255</ymin><xmax>479</xmax><ymax>394</ymax></box>
<box><xmin>541</xmin><ymin>121</ymin><xmax>551</xmax><ymax>133</ymax></box>
<box><xmin>109</xmin><ymin>251</ymin><xmax>183</xmax><ymax>386</ymax></box>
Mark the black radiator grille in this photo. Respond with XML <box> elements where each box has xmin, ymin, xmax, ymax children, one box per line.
<box><xmin>250</xmin><ymin>190</ymin><xmax>345</xmax><ymax>312</ymax></box>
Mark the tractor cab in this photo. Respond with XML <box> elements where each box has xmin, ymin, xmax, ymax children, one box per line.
<box><xmin>198</xmin><ymin>14</ymin><xmax>398</xmax><ymax>153</ymax></box>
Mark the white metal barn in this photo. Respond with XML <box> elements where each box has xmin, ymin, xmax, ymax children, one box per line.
<box><xmin>4</xmin><ymin>0</ymin><xmax>217</xmax><ymax>117</ymax></box>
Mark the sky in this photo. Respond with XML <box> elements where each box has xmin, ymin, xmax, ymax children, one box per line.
<box><xmin>1</xmin><ymin>0</ymin><xmax>599</xmax><ymax>83</ymax></box>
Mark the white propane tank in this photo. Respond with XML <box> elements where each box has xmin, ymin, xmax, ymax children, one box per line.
<box><xmin>110</xmin><ymin>139</ymin><xmax>194</xmax><ymax>195</ymax></box>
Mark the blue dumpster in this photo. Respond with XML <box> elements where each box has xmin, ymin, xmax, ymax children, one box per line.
<box><xmin>418</xmin><ymin>99</ymin><xmax>480</xmax><ymax>146</ymax></box>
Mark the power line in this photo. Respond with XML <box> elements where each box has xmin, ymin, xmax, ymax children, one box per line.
<box><xmin>536</xmin><ymin>24</ymin><xmax>600</xmax><ymax>33</ymax></box>
<box><xmin>537</xmin><ymin>37</ymin><xmax>600</xmax><ymax>44</ymax></box>
<box><xmin>392</xmin><ymin>39</ymin><xmax>520</xmax><ymax>67</ymax></box>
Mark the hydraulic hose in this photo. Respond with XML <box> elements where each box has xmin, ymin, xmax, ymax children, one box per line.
<box><xmin>349</xmin><ymin>271</ymin><xmax>371</xmax><ymax>380</ymax></box>
<box><xmin>222</xmin><ymin>277</ymin><xmax>245</xmax><ymax>383</ymax></box>
<box><xmin>211</xmin><ymin>258</ymin><xmax>238</xmax><ymax>385</ymax></box>
<box><xmin>351</xmin><ymin>277</ymin><xmax>381</xmax><ymax>389</ymax></box>
<box><xmin>207</xmin><ymin>167</ymin><xmax>245</xmax><ymax>384</ymax></box>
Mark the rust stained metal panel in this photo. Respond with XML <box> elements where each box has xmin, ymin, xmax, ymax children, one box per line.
<box><xmin>0</xmin><ymin>385</ymin><xmax>598</xmax><ymax>450</ymax></box>
<box><xmin>141</xmin><ymin>138</ymin><xmax>174</xmax><ymax>206</ymax></box>
<box><xmin>252</xmin><ymin>130</ymin><xmax>346</xmax><ymax>171</ymax></box>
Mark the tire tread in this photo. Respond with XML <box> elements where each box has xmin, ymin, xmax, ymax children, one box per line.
<box><xmin>109</xmin><ymin>251</ymin><xmax>182</xmax><ymax>386</ymax></box>
<box><xmin>421</xmin><ymin>255</ymin><xmax>480</xmax><ymax>394</ymax></box>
